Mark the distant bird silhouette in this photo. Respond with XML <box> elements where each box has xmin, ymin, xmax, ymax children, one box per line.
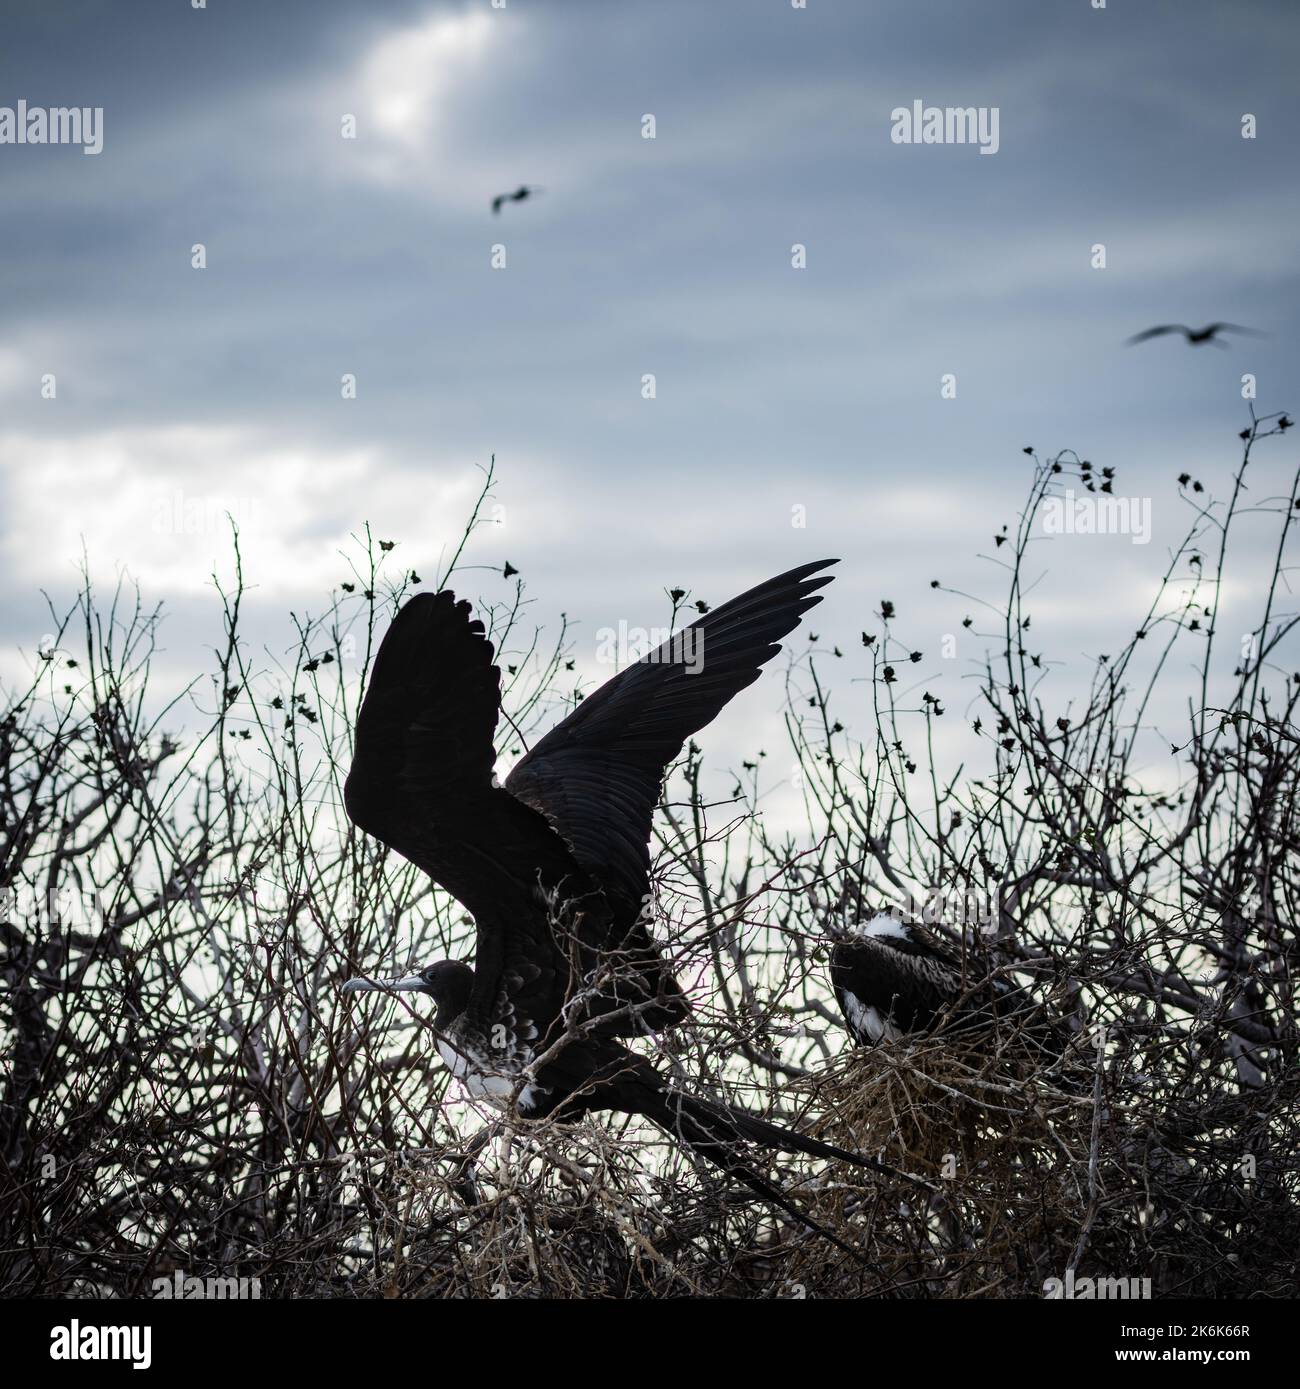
<box><xmin>1125</xmin><ymin>323</ymin><xmax>1264</xmax><ymax>349</ymax></box>
<box><xmin>342</xmin><ymin>562</ymin><xmax>917</xmax><ymax>1248</ymax></box>
<box><xmin>491</xmin><ymin>185</ymin><xmax>541</xmax><ymax>214</ymax></box>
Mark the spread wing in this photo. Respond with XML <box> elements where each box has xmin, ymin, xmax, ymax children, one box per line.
<box><xmin>1125</xmin><ymin>325</ymin><xmax>1187</xmax><ymax>344</ymax></box>
<box><xmin>345</xmin><ymin>590</ymin><xmax>592</xmax><ymax>1046</ymax></box>
<box><xmin>505</xmin><ymin>559</ymin><xmax>837</xmax><ymax>924</ymax></box>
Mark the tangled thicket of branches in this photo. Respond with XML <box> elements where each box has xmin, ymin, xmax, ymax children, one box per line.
<box><xmin>2</xmin><ymin>418</ymin><xmax>1297</xmax><ymax>1299</ymax></box>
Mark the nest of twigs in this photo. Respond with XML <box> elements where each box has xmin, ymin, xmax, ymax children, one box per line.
<box><xmin>763</xmin><ymin>1027</ymin><xmax>1113</xmax><ymax>1296</ymax></box>
<box><xmin>326</xmin><ymin>1030</ymin><xmax>1108</xmax><ymax>1300</ymax></box>
<box><xmin>334</xmin><ymin>1116</ymin><xmax>848</xmax><ymax>1299</ymax></box>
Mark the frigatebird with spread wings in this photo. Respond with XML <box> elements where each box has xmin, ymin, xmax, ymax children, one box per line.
<box><xmin>1124</xmin><ymin>322</ymin><xmax>1264</xmax><ymax>348</ymax></box>
<box><xmin>342</xmin><ymin>561</ymin><xmax>909</xmax><ymax>1242</ymax></box>
<box><xmin>490</xmin><ymin>184</ymin><xmax>541</xmax><ymax>214</ymax></box>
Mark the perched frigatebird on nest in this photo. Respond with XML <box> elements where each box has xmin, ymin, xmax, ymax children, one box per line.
<box><xmin>342</xmin><ymin>561</ymin><xmax>910</xmax><ymax>1245</ymax></box>
<box><xmin>831</xmin><ymin>912</ymin><xmax>1069</xmax><ymax>1056</ymax></box>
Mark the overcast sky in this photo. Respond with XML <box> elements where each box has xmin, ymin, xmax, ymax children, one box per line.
<box><xmin>1</xmin><ymin>0</ymin><xmax>1297</xmax><ymax>811</ymax></box>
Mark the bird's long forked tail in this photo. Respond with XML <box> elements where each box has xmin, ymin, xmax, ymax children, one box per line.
<box><xmin>646</xmin><ymin>1087</ymin><xmax>931</xmax><ymax>1264</ymax></box>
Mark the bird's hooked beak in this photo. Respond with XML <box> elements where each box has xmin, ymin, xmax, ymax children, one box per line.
<box><xmin>341</xmin><ymin>973</ymin><xmax>427</xmax><ymax>994</ymax></box>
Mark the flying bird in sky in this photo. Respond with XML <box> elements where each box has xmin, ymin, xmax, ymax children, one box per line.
<box><xmin>1125</xmin><ymin>322</ymin><xmax>1265</xmax><ymax>348</ymax></box>
<box><xmin>341</xmin><ymin>561</ymin><xmax>912</xmax><ymax>1245</ymax></box>
<box><xmin>491</xmin><ymin>184</ymin><xmax>541</xmax><ymax>214</ymax></box>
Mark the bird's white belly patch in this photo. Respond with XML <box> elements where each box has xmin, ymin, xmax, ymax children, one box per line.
<box><xmin>844</xmin><ymin>990</ymin><xmax>901</xmax><ymax>1044</ymax></box>
<box><xmin>437</xmin><ymin>1037</ymin><xmax>546</xmax><ymax>1110</ymax></box>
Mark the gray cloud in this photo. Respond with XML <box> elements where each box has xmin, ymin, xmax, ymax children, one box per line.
<box><xmin>1</xmin><ymin>0</ymin><xmax>1297</xmax><ymax>813</ymax></box>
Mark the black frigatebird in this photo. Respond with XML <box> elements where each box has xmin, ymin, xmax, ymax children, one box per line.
<box><xmin>1125</xmin><ymin>323</ymin><xmax>1265</xmax><ymax>349</ymax></box>
<box><xmin>342</xmin><ymin>562</ymin><xmax>911</xmax><ymax>1244</ymax></box>
<box><xmin>830</xmin><ymin>912</ymin><xmax>1067</xmax><ymax>1053</ymax></box>
<box><xmin>491</xmin><ymin>185</ymin><xmax>541</xmax><ymax>214</ymax></box>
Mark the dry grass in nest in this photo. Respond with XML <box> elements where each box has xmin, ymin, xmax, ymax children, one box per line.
<box><xmin>807</xmin><ymin>1030</ymin><xmax>1091</xmax><ymax>1174</ymax></box>
<box><xmin>324</xmin><ymin>1033</ymin><xmax>1109</xmax><ymax>1300</ymax></box>
<box><xmin>336</xmin><ymin>1119</ymin><xmax>790</xmax><ymax>1299</ymax></box>
<box><xmin>766</xmin><ymin>1030</ymin><xmax>1104</xmax><ymax>1296</ymax></box>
